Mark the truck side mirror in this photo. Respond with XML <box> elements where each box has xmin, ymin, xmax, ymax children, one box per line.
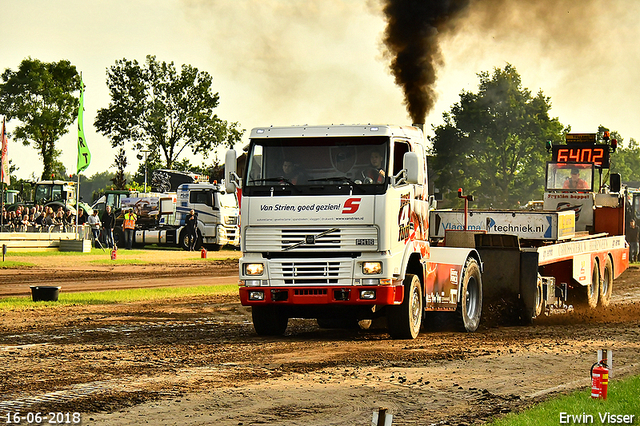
<box><xmin>403</xmin><ymin>152</ymin><xmax>420</xmax><ymax>184</ymax></box>
<box><xmin>225</xmin><ymin>149</ymin><xmax>240</xmax><ymax>194</ymax></box>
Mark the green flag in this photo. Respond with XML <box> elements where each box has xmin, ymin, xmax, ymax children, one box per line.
<box><xmin>77</xmin><ymin>78</ymin><xmax>91</xmax><ymax>173</ymax></box>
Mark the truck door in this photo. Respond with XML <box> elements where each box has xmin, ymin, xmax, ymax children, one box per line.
<box><xmin>189</xmin><ymin>189</ymin><xmax>218</xmax><ymax>239</ymax></box>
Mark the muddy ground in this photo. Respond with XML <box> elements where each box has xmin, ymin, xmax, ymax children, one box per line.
<box><xmin>1</xmin><ymin>255</ymin><xmax>639</xmax><ymax>425</ymax></box>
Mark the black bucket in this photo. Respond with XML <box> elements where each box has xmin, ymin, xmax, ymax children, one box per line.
<box><xmin>30</xmin><ymin>286</ymin><xmax>61</xmax><ymax>302</ymax></box>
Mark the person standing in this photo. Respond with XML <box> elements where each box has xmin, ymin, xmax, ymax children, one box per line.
<box><xmin>123</xmin><ymin>208</ymin><xmax>137</xmax><ymax>250</ymax></box>
<box><xmin>185</xmin><ymin>209</ymin><xmax>198</xmax><ymax>251</ymax></box>
<box><xmin>76</xmin><ymin>208</ymin><xmax>87</xmax><ymax>225</ymax></box>
<box><xmin>626</xmin><ymin>219</ymin><xmax>639</xmax><ymax>263</ymax></box>
<box><xmin>101</xmin><ymin>205</ymin><xmax>116</xmax><ymax>249</ymax></box>
<box><xmin>62</xmin><ymin>209</ymin><xmax>74</xmax><ymax>232</ymax></box>
<box><xmin>88</xmin><ymin>209</ymin><xmax>101</xmax><ymax>247</ymax></box>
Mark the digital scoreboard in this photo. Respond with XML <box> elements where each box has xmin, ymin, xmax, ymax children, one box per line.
<box><xmin>551</xmin><ymin>144</ymin><xmax>610</xmax><ymax>168</ymax></box>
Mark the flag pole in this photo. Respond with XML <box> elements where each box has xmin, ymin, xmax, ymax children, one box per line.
<box><xmin>75</xmin><ymin>75</ymin><xmax>80</xmax><ymax>239</ymax></box>
<box><xmin>1</xmin><ymin>178</ymin><xmax>3</xmax><ymax>231</ymax></box>
<box><xmin>75</xmin><ymin>72</ymin><xmax>91</xmax><ymax>241</ymax></box>
<box><xmin>1</xmin><ymin>117</ymin><xmax>7</xmax><ymax>230</ymax></box>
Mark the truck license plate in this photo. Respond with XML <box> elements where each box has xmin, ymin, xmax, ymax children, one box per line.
<box><xmin>356</xmin><ymin>239</ymin><xmax>374</xmax><ymax>245</ymax></box>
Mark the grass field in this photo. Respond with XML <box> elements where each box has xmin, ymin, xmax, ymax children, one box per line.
<box><xmin>489</xmin><ymin>374</ymin><xmax>639</xmax><ymax>425</ymax></box>
<box><xmin>0</xmin><ymin>284</ymin><xmax>238</xmax><ymax>310</ymax></box>
<box><xmin>0</xmin><ymin>246</ymin><xmax>240</xmax><ymax>268</ymax></box>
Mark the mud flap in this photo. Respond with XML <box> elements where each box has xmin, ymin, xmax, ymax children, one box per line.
<box><xmin>519</xmin><ymin>251</ymin><xmax>540</xmax><ymax>323</ymax></box>
<box><xmin>475</xmin><ymin>234</ymin><xmax>538</xmax><ymax>325</ymax></box>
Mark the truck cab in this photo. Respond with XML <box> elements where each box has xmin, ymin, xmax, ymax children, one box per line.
<box><xmin>175</xmin><ymin>183</ymin><xmax>240</xmax><ymax>250</ymax></box>
<box><xmin>226</xmin><ymin>125</ymin><xmax>480</xmax><ymax>338</ymax></box>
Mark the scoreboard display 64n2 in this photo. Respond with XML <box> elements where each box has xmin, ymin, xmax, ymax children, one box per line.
<box><xmin>551</xmin><ymin>144</ymin><xmax>610</xmax><ymax>168</ymax></box>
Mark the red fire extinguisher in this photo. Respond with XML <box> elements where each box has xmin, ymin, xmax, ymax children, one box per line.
<box><xmin>110</xmin><ymin>248</ymin><xmax>117</xmax><ymax>260</ymax></box>
<box><xmin>591</xmin><ymin>362</ymin><xmax>609</xmax><ymax>399</ymax></box>
<box><xmin>201</xmin><ymin>247</ymin><xmax>207</xmax><ymax>259</ymax></box>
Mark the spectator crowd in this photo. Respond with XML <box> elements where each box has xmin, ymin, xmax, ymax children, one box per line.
<box><xmin>1</xmin><ymin>204</ymin><xmax>87</xmax><ymax>233</ymax></box>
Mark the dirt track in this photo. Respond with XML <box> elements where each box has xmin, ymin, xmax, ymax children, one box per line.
<box><xmin>1</xmin><ymin>255</ymin><xmax>639</xmax><ymax>425</ymax></box>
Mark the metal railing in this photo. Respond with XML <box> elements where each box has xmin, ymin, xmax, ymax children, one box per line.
<box><xmin>0</xmin><ymin>224</ymin><xmax>91</xmax><ymax>239</ymax></box>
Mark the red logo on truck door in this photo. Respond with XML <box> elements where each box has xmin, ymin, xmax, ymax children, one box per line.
<box><xmin>342</xmin><ymin>198</ymin><xmax>361</xmax><ymax>214</ymax></box>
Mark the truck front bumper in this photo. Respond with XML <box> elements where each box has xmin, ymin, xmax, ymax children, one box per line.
<box><xmin>239</xmin><ymin>285</ymin><xmax>404</xmax><ymax>306</ymax></box>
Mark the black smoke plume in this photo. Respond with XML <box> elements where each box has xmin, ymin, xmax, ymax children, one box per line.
<box><xmin>382</xmin><ymin>0</ymin><xmax>470</xmax><ymax>124</ymax></box>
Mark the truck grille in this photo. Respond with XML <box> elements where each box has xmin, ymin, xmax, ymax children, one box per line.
<box><xmin>269</xmin><ymin>259</ymin><xmax>353</xmax><ymax>286</ymax></box>
<box><xmin>245</xmin><ymin>226</ymin><xmax>378</xmax><ymax>252</ymax></box>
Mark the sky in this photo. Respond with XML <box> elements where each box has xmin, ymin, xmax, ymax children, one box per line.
<box><xmin>1</xmin><ymin>0</ymin><xmax>639</xmax><ymax>181</ymax></box>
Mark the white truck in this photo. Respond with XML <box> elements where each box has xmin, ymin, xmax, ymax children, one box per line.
<box><xmin>225</xmin><ymin>126</ymin><xmax>628</xmax><ymax>339</ymax></box>
<box><xmin>112</xmin><ymin>182</ymin><xmax>240</xmax><ymax>251</ymax></box>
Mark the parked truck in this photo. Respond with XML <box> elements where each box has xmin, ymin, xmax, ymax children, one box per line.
<box><xmin>111</xmin><ymin>182</ymin><xmax>240</xmax><ymax>251</ymax></box>
<box><xmin>225</xmin><ymin>126</ymin><xmax>628</xmax><ymax>339</ymax></box>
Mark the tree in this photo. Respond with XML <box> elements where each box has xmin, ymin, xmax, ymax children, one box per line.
<box><xmin>0</xmin><ymin>58</ymin><xmax>81</xmax><ymax>180</ymax></box>
<box><xmin>598</xmin><ymin>126</ymin><xmax>640</xmax><ymax>185</ymax></box>
<box><xmin>95</xmin><ymin>55</ymin><xmax>244</xmax><ymax>169</ymax></box>
<box><xmin>429</xmin><ymin>64</ymin><xmax>566</xmax><ymax>208</ymax></box>
<box><xmin>112</xmin><ymin>148</ymin><xmax>128</xmax><ymax>190</ymax></box>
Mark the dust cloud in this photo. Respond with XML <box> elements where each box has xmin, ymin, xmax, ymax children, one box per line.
<box><xmin>381</xmin><ymin>0</ymin><xmax>622</xmax><ymax>124</ymax></box>
<box><xmin>182</xmin><ymin>0</ymin><xmax>640</xmax><ymax>140</ymax></box>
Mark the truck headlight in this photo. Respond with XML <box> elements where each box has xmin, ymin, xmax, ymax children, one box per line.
<box><xmin>245</xmin><ymin>263</ymin><xmax>264</xmax><ymax>276</ymax></box>
<box><xmin>362</xmin><ymin>261</ymin><xmax>382</xmax><ymax>275</ymax></box>
<box><xmin>248</xmin><ymin>291</ymin><xmax>265</xmax><ymax>300</ymax></box>
<box><xmin>360</xmin><ymin>290</ymin><xmax>376</xmax><ymax>300</ymax></box>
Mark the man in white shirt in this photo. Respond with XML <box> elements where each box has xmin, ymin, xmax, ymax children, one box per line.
<box><xmin>87</xmin><ymin>209</ymin><xmax>102</xmax><ymax>248</ymax></box>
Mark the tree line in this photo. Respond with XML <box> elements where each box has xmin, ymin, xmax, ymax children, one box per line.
<box><xmin>429</xmin><ymin>64</ymin><xmax>640</xmax><ymax>209</ymax></box>
<box><xmin>0</xmin><ymin>55</ymin><xmax>243</xmax><ymax>201</ymax></box>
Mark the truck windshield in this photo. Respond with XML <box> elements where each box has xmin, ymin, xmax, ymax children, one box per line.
<box><xmin>218</xmin><ymin>192</ymin><xmax>238</xmax><ymax>208</ymax></box>
<box><xmin>243</xmin><ymin>136</ymin><xmax>390</xmax><ymax>196</ymax></box>
<box><xmin>545</xmin><ymin>162</ymin><xmax>594</xmax><ymax>192</ymax></box>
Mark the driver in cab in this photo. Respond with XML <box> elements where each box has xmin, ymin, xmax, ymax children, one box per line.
<box><xmin>563</xmin><ymin>168</ymin><xmax>589</xmax><ymax>190</ymax></box>
<box><xmin>361</xmin><ymin>149</ymin><xmax>386</xmax><ymax>184</ymax></box>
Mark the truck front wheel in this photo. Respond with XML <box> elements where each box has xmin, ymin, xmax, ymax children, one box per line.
<box><xmin>387</xmin><ymin>274</ymin><xmax>423</xmax><ymax>339</ymax></box>
<box><xmin>456</xmin><ymin>258</ymin><xmax>482</xmax><ymax>332</ymax></box>
<box><xmin>252</xmin><ymin>306</ymin><xmax>288</xmax><ymax>336</ymax></box>
<box><xmin>179</xmin><ymin>229</ymin><xmax>202</xmax><ymax>251</ymax></box>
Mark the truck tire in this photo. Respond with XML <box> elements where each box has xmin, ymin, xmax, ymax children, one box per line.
<box><xmin>571</xmin><ymin>261</ymin><xmax>600</xmax><ymax>309</ymax></box>
<box><xmin>252</xmin><ymin>306</ymin><xmax>288</xmax><ymax>336</ymax></box>
<box><xmin>456</xmin><ymin>258</ymin><xmax>482</xmax><ymax>332</ymax></box>
<box><xmin>598</xmin><ymin>257</ymin><xmax>613</xmax><ymax>307</ymax></box>
<box><xmin>387</xmin><ymin>274</ymin><xmax>423</xmax><ymax>339</ymax></box>
<box><xmin>179</xmin><ymin>230</ymin><xmax>202</xmax><ymax>251</ymax></box>
<box><xmin>533</xmin><ymin>275</ymin><xmax>545</xmax><ymax>319</ymax></box>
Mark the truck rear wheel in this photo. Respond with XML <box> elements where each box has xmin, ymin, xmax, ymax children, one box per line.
<box><xmin>599</xmin><ymin>257</ymin><xmax>613</xmax><ymax>307</ymax></box>
<box><xmin>532</xmin><ymin>275</ymin><xmax>545</xmax><ymax>319</ymax></box>
<box><xmin>570</xmin><ymin>261</ymin><xmax>599</xmax><ymax>309</ymax></box>
<box><xmin>252</xmin><ymin>306</ymin><xmax>288</xmax><ymax>336</ymax></box>
<box><xmin>387</xmin><ymin>274</ymin><xmax>423</xmax><ymax>339</ymax></box>
<box><xmin>456</xmin><ymin>258</ymin><xmax>482</xmax><ymax>332</ymax></box>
